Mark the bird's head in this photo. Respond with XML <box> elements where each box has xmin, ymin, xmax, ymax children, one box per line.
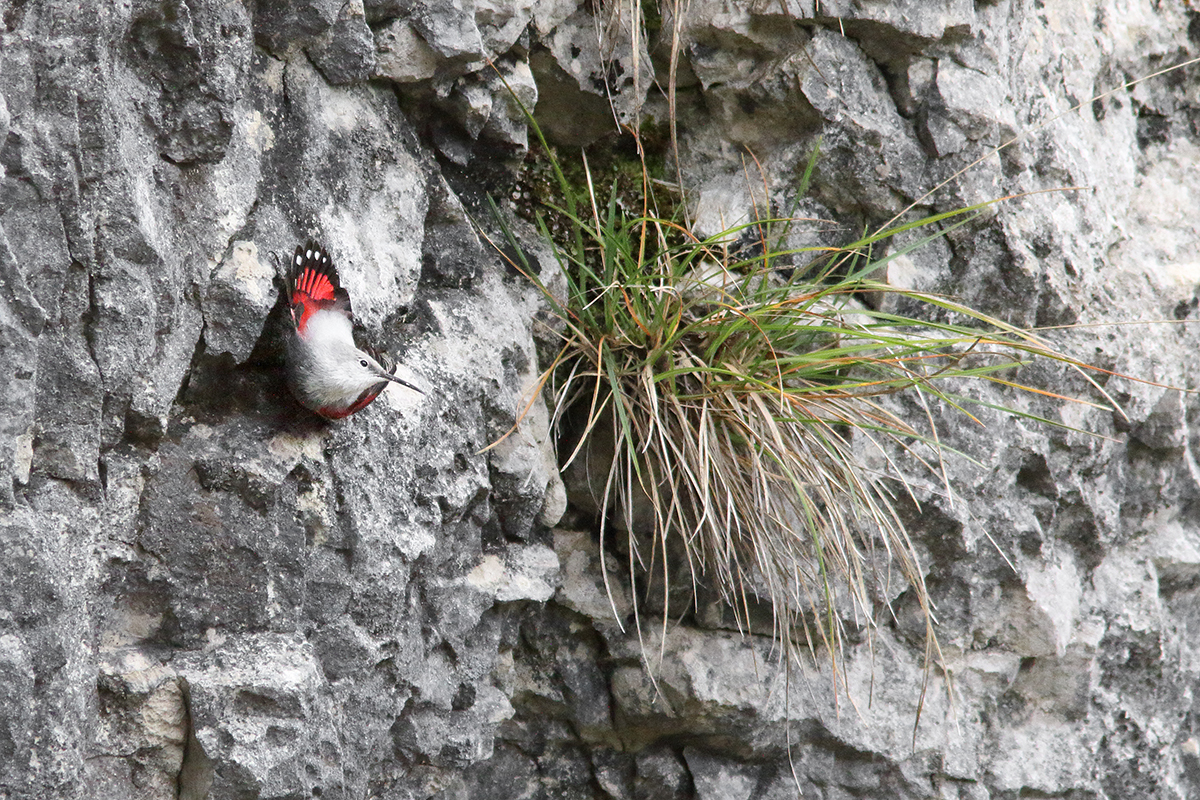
<box><xmin>346</xmin><ymin>346</ymin><xmax>424</xmax><ymax>398</ymax></box>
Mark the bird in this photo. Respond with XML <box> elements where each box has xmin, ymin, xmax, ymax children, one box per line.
<box><xmin>284</xmin><ymin>240</ymin><xmax>423</xmax><ymax>419</ymax></box>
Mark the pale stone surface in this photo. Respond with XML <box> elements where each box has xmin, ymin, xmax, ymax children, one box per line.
<box><xmin>374</xmin><ymin>18</ymin><xmax>442</xmax><ymax>83</ymax></box>
<box><xmin>467</xmin><ymin>545</ymin><xmax>560</xmax><ymax>602</ymax></box>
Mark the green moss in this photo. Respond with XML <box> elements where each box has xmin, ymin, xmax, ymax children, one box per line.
<box><xmin>510</xmin><ymin>126</ymin><xmax>684</xmax><ymax>276</ymax></box>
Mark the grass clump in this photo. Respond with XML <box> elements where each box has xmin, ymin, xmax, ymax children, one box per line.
<box><xmin>490</xmin><ymin>130</ymin><xmax>1107</xmax><ymax>698</ymax></box>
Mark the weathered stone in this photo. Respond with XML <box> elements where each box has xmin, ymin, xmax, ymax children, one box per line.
<box><xmin>527</xmin><ymin>44</ymin><xmax>619</xmax><ymax>150</ymax></box>
<box><xmin>592</xmin><ymin>747</ymin><xmax>635</xmax><ymax>800</ymax></box>
<box><xmin>0</xmin><ymin>633</ymin><xmax>36</xmax><ymax>786</ymax></box>
<box><xmin>553</xmin><ymin>528</ymin><xmax>632</xmax><ymax>624</ymax></box>
<box><xmin>176</xmin><ymin>634</ymin><xmax>341</xmax><ymax>799</ymax></box>
<box><xmin>530</xmin><ymin>3</ymin><xmax>652</xmax><ymax>146</ymax></box>
<box><xmin>485</xmin><ymin>398</ymin><xmax>562</xmax><ymax>540</ymax></box>
<box><xmin>408</xmin><ymin>0</ymin><xmax>485</xmax><ymax>62</ymax></box>
<box><xmin>94</xmin><ymin>654</ymin><xmax>188</xmax><ymax>799</ymax></box>
<box><xmin>634</xmin><ymin>747</ymin><xmax>691</xmax><ymax>800</ymax></box>
<box><xmin>816</xmin><ymin>0</ymin><xmax>973</xmax><ymax>42</ymax></box>
<box><xmin>308</xmin><ymin>0</ymin><xmax>377</xmax><ymax>84</ymax></box>
<box><xmin>31</xmin><ymin>265</ymin><xmax>102</xmax><ymax>484</ymax></box>
<box><xmin>254</xmin><ymin>0</ymin><xmax>341</xmax><ymax>54</ymax></box>
<box><xmin>453</xmin><ymin>57</ymin><xmax>539</xmax><ymax>149</ymax></box>
<box><xmin>201</xmin><ymin>240</ymin><xmax>277</xmax><ymax>363</ymax></box>
<box><xmin>312</xmin><ymin>618</ymin><xmax>381</xmax><ymax>682</ymax></box>
<box><xmin>466</xmin><ymin>544</ymin><xmax>560</xmax><ymax>603</ymax></box>
<box><xmin>127</xmin><ymin>0</ymin><xmax>253</xmax><ymax>165</ymax></box>
<box><xmin>374</xmin><ymin>18</ymin><xmax>443</xmax><ymax>83</ymax></box>
<box><xmin>684</xmin><ymin>748</ymin><xmax>759</xmax><ymax>800</ymax></box>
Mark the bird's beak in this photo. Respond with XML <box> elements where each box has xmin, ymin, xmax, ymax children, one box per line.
<box><xmin>380</xmin><ymin>371</ymin><xmax>424</xmax><ymax>395</ymax></box>
<box><xmin>367</xmin><ymin>356</ymin><xmax>425</xmax><ymax>395</ymax></box>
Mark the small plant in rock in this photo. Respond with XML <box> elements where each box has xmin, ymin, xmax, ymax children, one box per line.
<box><xmin>487</xmin><ymin>123</ymin><xmax>1111</xmax><ymax>701</ymax></box>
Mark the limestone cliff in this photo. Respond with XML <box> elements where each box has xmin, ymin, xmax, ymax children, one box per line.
<box><xmin>2</xmin><ymin>0</ymin><xmax>1199</xmax><ymax>798</ymax></box>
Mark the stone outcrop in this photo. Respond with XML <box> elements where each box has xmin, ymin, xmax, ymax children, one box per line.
<box><xmin>2</xmin><ymin>0</ymin><xmax>1199</xmax><ymax>798</ymax></box>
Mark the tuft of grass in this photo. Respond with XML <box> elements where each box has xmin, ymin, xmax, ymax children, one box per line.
<box><xmin>485</xmin><ymin>123</ymin><xmax>1114</xmax><ymax>709</ymax></box>
<box><xmin>475</xmin><ymin>32</ymin><xmax>1200</xmax><ymax>756</ymax></box>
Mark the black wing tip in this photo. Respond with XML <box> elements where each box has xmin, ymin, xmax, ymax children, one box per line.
<box><xmin>291</xmin><ymin>239</ymin><xmax>340</xmax><ymax>286</ymax></box>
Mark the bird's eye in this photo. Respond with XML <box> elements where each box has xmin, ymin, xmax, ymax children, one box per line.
<box><xmin>359</xmin><ymin>359</ymin><xmax>369</xmax><ymax>368</ymax></box>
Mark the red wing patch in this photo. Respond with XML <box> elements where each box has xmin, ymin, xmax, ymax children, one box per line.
<box><xmin>294</xmin><ymin>265</ymin><xmax>336</xmax><ymax>304</ymax></box>
<box><xmin>289</xmin><ymin>241</ymin><xmax>346</xmax><ymax>334</ymax></box>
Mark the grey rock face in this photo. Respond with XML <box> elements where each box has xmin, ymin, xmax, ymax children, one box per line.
<box><xmin>127</xmin><ymin>0</ymin><xmax>252</xmax><ymax>166</ymax></box>
<box><xmin>2</xmin><ymin>0</ymin><xmax>1199</xmax><ymax>798</ymax></box>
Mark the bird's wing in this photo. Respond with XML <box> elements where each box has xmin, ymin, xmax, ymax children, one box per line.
<box><xmin>289</xmin><ymin>240</ymin><xmax>353</xmax><ymax>333</ymax></box>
